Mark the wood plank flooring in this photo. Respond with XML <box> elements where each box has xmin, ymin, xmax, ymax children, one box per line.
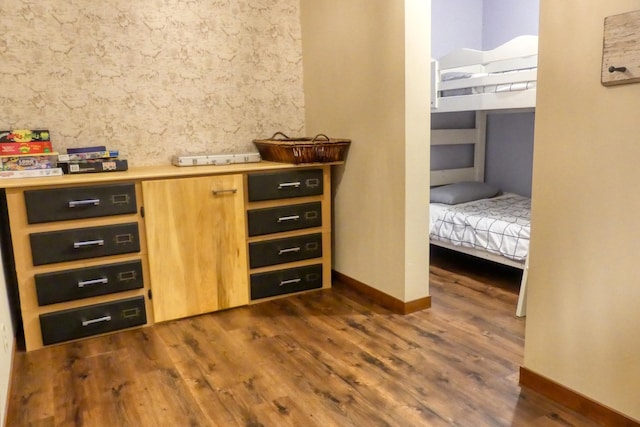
<box><xmin>6</xmin><ymin>247</ymin><xmax>601</xmax><ymax>426</ymax></box>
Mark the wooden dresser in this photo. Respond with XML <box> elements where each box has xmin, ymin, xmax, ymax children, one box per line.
<box><xmin>0</xmin><ymin>162</ymin><xmax>334</xmax><ymax>351</ymax></box>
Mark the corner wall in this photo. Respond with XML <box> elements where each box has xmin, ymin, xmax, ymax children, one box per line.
<box><xmin>300</xmin><ymin>0</ymin><xmax>430</xmax><ymax>302</ymax></box>
<box><xmin>525</xmin><ymin>0</ymin><xmax>640</xmax><ymax>420</ymax></box>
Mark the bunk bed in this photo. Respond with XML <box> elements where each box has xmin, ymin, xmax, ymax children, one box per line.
<box><xmin>431</xmin><ymin>35</ymin><xmax>538</xmax><ymax>113</ymax></box>
<box><xmin>430</xmin><ymin>36</ymin><xmax>538</xmax><ymax>317</ymax></box>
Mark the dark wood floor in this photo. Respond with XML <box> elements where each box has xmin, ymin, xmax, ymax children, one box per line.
<box><xmin>6</xmin><ymin>248</ymin><xmax>601</xmax><ymax>426</ymax></box>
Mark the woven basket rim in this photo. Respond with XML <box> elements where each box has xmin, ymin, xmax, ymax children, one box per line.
<box><xmin>253</xmin><ymin>138</ymin><xmax>350</xmax><ymax>146</ymax></box>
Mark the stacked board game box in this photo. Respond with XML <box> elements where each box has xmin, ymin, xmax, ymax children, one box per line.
<box><xmin>0</xmin><ymin>129</ymin><xmax>63</xmax><ymax>178</ymax></box>
<box><xmin>58</xmin><ymin>145</ymin><xmax>128</xmax><ymax>174</ymax></box>
<box><xmin>0</xmin><ymin>129</ymin><xmax>54</xmax><ymax>154</ymax></box>
<box><xmin>0</xmin><ymin>152</ymin><xmax>59</xmax><ymax>171</ymax></box>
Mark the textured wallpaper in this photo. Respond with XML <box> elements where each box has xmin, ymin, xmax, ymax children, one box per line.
<box><xmin>0</xmin><ymin>0</ymin><xmax>305</xmax><ymax>165</ymax></box>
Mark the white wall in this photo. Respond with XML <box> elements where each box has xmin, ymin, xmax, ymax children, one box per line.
<box><xmin>0</xmin><ymin>247</ymin><xmax>15</xmax><ymax>426</ymax></box>
<box><xmin>300</xmin><ymin>0</ymin><xmax>431</xmax><ymax>302</ymax></box>
<box><xmin>482</xmin><ymin>0</ymin><xmax>539</xmax><ymax>49</ymax></box>
<box><xmin>431</xmin><ymin>0</ymin><xmax>539</xmax><ymax>59</ymax></box>
<box><xmin>431</xmin><ymin>0</ymin><xmax>482</xmax><ymax>59</ymax></box>
<box><xmin>404</xmin><ymin>1</ymin><xmax>432</xmax><ymax>301</ymax></box>
<box><xmin>525</xmin><ymin>0</ymin><xmax>640</xmax><ymax>420</ymax></box>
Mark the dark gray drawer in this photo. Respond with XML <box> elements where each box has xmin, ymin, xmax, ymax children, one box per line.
<box><xmin>24</xmin><ymin>183</ymin><xmax>137</xmax><ymax>224</ymax></box>
<box><xmin>249</xmin><ymin>233</ymin><xmax>322</xmax><ymax>269</ymax></box>
<box><xmin>248</xmin><ymin>169</ymin><xmax>323</xmax><ymax>202</ymax></box>
<box><xmin>35</xmin><ymin>260</ymin><xmax>144</xmax><ymax>306</ymax></box>
<box><xmin>39</xmin><ymin>296</ymin><xmax>146</xmax><ymax>346</ymax></box>
<box><xmin>247</xmin><ymin>202</ymin><xmax>322</xmax><ymax>236</ymax></box>
<box><xmin>250</xmin><ymin>264</ymin><xmax>323</xmax><ymax>300</ymax></box>
<box><xmin>30</xmin><ymin>222</ymin><xmax>140</xmax><ymax>266</ymax></box>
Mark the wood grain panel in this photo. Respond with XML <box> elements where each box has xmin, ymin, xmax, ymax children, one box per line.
<box><xmin>142</xmin><ymin>174</ymin><xmax>249</xmax><ymax>322</ymax></box>
<box><xmin>602</xmin><ymin>10</ymin><xmax>640</xmax><ymax>86</ymax></box>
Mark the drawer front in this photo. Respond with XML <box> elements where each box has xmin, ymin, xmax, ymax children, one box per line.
<box><xmin>250</xmin><ymin>264</ymin><xmax>323</xmax><ymax>300</ymax></box>
<box><xmin>39</xmin><ymin>296</ymin><xmax>147</xmax><ymax>346</ymax></box>
<box><xmin>247</xmin><ymin>202</ymin><xmax>322</xmax><ymax>237</ymax></box>
<box><xmin>35</xmin><ymin>260</ymin><xmax>144</xmax><ymax>306</ymax></box>
<box><xmin>249</xmin><ymin>233</ymin><xmax>322</xmax><ymax>269</ymax></box>
<box><xmin>30</xmin><ymin>222</ymin><xmax>140</xmax><ymax>266</ymax></box>
<box><xmin>24</xmin><ymin>183</ymin><xmax>137</xmax><ymax>224</ymax></box>
<box><xmin>248</xmin><ymin>169</ymin><xmax>323</xmax><ymax>202</ymax></box>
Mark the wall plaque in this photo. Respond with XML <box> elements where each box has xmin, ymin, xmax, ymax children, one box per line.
<box><xmin>602</xmin><ymin>10</ymin><xmax>640</xmax><ymax>86</ymax></box>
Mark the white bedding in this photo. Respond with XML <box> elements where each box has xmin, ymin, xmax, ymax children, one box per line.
<box><xmin>429</xmin><ymin>193</ymin><xmax>531</xmax><ymax>262</ymax></box>
<box><xmin>440</xmin><ymin>68</ymin><xmax>537</xmax><ymax>97</ymax></box>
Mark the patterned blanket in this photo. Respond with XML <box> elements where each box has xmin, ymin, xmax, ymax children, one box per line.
<box><xmin>430</xmin><ymin>193</ymin><xmax>531</xmax><ymax>262</ymax></box>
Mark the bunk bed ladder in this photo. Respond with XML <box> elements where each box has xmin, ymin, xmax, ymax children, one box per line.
<box><xmin>474</xmin><ymin>111</ymin><xmax>487</xmax><ymax>182</ymax></box>
<box><xmin>430</xmin><ymin>111</ymin><xmax>487</xmax><ymax>186</ymax></box>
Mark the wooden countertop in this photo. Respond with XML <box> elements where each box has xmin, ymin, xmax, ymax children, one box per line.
<box><xmin>0</xmin><ymin>161</ymin><xmax>340</xmax><ymax>189</ymax></box>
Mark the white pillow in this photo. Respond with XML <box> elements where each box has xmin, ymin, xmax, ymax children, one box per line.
<box><xmin>430</xmin><ymin>181</ymin><xmax>500</xmax><ymax>205</ymax></box>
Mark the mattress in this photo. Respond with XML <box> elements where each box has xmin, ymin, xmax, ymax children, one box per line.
<box><xmin>429</xmin><ymin>193</ymin><xmax>530</xmax><ymax>262</ymax></box>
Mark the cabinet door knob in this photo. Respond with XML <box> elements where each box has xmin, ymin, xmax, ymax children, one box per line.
<box><xmin>212</xmin><ymin>189</ymin><xmax>238</xmax><ymax>195</ymax></box>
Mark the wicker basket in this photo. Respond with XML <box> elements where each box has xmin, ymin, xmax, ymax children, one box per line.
<box><xmin>253</xmin><ymin>132</ymin><xmax>350</xmax><ymax>164</ymax></box>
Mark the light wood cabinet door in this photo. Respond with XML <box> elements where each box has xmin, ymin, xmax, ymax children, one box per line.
<box><xmin>142</xmin><ymin>174</ymin><xmax>248</xmax><ymax>322</ymax></box>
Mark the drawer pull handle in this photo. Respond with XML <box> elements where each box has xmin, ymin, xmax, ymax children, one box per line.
<box><xmin>280</xmin><ymin>278</ymin><xmax>301</xmax><ymax>286</ymax></box>
<box><xmin>278</xmin><ymin>247</ymin><xmax>301</xmax><ymax>255</ymax></box>
<box><xmin>278</xmin><ymin>182</ymin><xmax>301</xmax><ymax>189</ymax></box>
<box><xmin>77</xmin><ymin>277</ymin><xmax>108</xmax><ymax>288</ymax></box>
<box><xmin>212</xmin><ymin>189</ymin><xmax>238</xmax><ymax>195</ymax></box>
<box><xmin>68</xmin><ymin>199</ymin><xmax>100</xmax><ymax>208</ymax></box>
<box><xmin>277</xmin><ymin>215</ymin><xmax>300</xmax><ymax>222</ymax></box>
<box><xmin>81</xmin><ymin>315</ymin><xmax>112</xmax><ymax>327</ymax></box>
<box><xmin>73</xmin><ymin>239</ymin><xmax>105</xmax><ymax>249</ymax></box>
